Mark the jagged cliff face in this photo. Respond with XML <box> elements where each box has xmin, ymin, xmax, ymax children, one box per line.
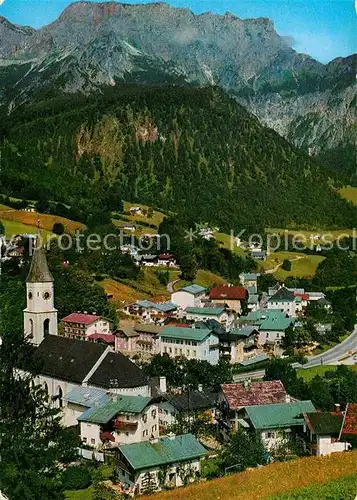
<box><xmin>0</xmin><ymin>2</ymin><xmax>355</xmax><ymax>155</ymax></box>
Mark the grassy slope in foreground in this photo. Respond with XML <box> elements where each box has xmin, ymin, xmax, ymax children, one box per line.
<box><xmin>141</xmin><ymin>451</ymin><xmax>357</xmax><ymax>500</ymax></box>
<box><xmin>269</xmin><ymin>474</ymin><xmax>357</xmax><ymax>500</ymax></box>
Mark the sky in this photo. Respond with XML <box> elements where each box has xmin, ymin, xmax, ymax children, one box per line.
<box><xmin>0</xmin><ymin>0</ymin><xmax>355</xmax><ymax>63</ymax></box>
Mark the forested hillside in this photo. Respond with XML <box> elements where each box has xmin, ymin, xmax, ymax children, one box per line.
<box><xmin>1</xmin><ymin>85</ymin><xmax>355</xmax><ymax>232</ymax></box>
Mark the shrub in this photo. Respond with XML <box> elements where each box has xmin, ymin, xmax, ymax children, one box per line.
<box><xmin>61</xmin><ymin>465</ymin><xmax>92</xmax><ymax>490</ymax></box>
<box><xmin>282</xmin><ymin>259</ymin><xmax>292</xmax><ymax>271</ymax></box>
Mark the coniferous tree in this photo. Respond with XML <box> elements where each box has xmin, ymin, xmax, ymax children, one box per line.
<box><xmin>0</xmin><ymin>330</ymin><xmax>80</xmax><ymax>499</ymax></box>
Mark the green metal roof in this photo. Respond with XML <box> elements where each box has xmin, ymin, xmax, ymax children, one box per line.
<box><xmin>305</xmin><ymin>412</ymin><xmax>343</xmax><ymax>435</ymax></box>
<box><xmin>246</xmin><ymin>401</ymin><xmax>316</xmax><ymax>430</ymax></box>
<box><xmin>160</xmin><ymin>326</ymin><xmax>213</xmax><ymax>342</ymax></box>
<box><xmin>186</xmin><ymin>307</ymin><xmax>225</xmax><ymax>316</ymax></box>
<box><xmin>78</xmin><ymin>396</ymin><xmax>152</xmax><ymax>424</ymax></box>
<box><xmin>119</xmin><ymin>434</ymin><xmax>207</xmax><ymax>470</ymax></box>
<box><xmin>242</xmin><ymin>310</ymin><xmax>287</xmax><ymax>325</ymax></box>
<box><xmin>259</xmin><ymin>316</ymin><xmax>294</xmax><ymax>331</ymax></box>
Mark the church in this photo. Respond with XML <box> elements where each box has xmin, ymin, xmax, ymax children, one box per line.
<box><xmin>24</xmin><ymin>245</ymin><xmax>151</xmax><ymax>405</ymax></box>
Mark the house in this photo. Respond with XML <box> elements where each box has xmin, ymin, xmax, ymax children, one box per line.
<box><xmin>267</xmin><ymin>286</ymin><xmax>303</xmax><ymax>317</ymax></box>
<box><xmin>87</xmin><ymin>333</ymin><xmax>116</xmax><ymax>347</ymax></box>
<box><xmin>247</xmin><ymin>294</ymin><xmax>260</xmax><ymax>312</ymax></box>
<box><xmin>251</xmin><ymin>249</ymin><xmax>267</xmax><ymax>260</ymax></box>
<box><xmin>240</xmin><ymin>310</ymin><xmax>295</xmax><ymax>346</ymax></box>
<box><xmin>63</xmin><ymin>386</ymin><xmax>111</xmax><ymax>427</ymax></box>
<box><xmin>129</xmin><ymin>207</ymin><xmax>142</xmax><ymax>215</ymax></box>
<box><xmin>219</xmin><ymin>326</ymin><xmax>259</xmax><ymax>363</ymax></box>
<box><xmin>116</xmin><ymin>433</ymin><xmax>207</xmax><ymax>495</ymax></box>
<box><xmin>171</xmin><ymin>284</ymin><xmax>206</xmax><ymax>309</ymax></box>
<box><xmin>339</xmin><ymin>403</ymin><xmax>357</xmax><ymax>445</ymax></box>
<box><xmin>209</xmin><ymin>285</ymin><xmax>247</xmax><ymax>314</ymax></box>
<box><xmin>218</xmin><ymin>380</ymin><xmax>290</xmax><ymax>431</ymax></box>
<box><xmin>122</xmin><ymin>224</ymin><xmax>137</xmax><ymax>232</ymax></box>
<box><xmin>134</xmin><ymin>254</ymin><xmax>159</xmax><ymax>267</ymax></box>
<box><xmin>157</xmin><ymin>386</ymin><xmax>218</xmax><ymax>428</ymax></box>
<box><xmin>258</xmin><ymin>313</ymin><xmax>295</xmax><ymax>346</ymax></box>
<box><xmin>159</xmin><ymin>326</ymin><xmax>220</xmax><ymax>364</ymax></box>
<box><xmin>303</xmin><ymin>410</ymin><xmax>351</xmax><ymax>456</ymax></box>
<box><xmin>61</xmin><ymin>312</ymin><xmax>112</xmax><ymax>339</ymax></box>
<box><xmin>244</xmin><ymin>400</ymin><xmax>316</xmax><ymax>451</ymax></box>
<box><xmin>184</xmin><ymin>306</ymin><xmax>231</xmax><ymax>324</ymax></box>
<box><xmin>158</xmin><ymin>253</ymin><xmax>178</xmax><ymax>267</ymax></box>
<box><xmin>78</xmin><ymin>395</ymin><xmax>159</xmax><ymax>448</ymax></box>
<box><xmin>115</xmin><ymin>323</ymin><xmax>163</xmax><ymax>355</ymax></box>
<box><xmin>239</xmin><ymin>273</ymin><xmax>260</xmax><ymax>293</ymax></box>
<box><xmin>122</xmin><ymin>301</ymin><xmax>177</xmax><ymax>323</ymax></box>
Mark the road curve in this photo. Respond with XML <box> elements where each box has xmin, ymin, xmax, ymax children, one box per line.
<box><xmin>303</xmin><ymin>326</ymin><xmax>357</xmax><ymax>368</ymax></box>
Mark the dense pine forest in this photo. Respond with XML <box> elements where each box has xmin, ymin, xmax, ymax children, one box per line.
<box><xmin>1</xmin><ymin>84</ymin><xmax>355</xmax><ymax>232</ymax></box>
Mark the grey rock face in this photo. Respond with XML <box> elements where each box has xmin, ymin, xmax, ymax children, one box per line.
<box><xmin>0</xmin><ymin>2</ymin><xmax>355</xmax><ymax>154</ymax></box>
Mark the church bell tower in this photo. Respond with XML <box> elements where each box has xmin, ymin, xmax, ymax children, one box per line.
<box><xmin>23</xmin><ymin>243</ymin><xmax>58</xmax><ymax>345</ymax></box>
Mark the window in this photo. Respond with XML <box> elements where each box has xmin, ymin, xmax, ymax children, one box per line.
<box><xmin>143</xmin><ymin>430</ymin><xmax>148</xmax><ymax>437</ymax></box>
<box><xmin>193</xmin><ymin>350</ymin><xmax>196</xmax><ymax>358</ymax></box>
<box><xmin>151</xmin><ymin>409</ymin><xmax>157</xmax><ymax>419</ymax></box>
<box><xmin>125</xmin><ymin>432</ymin><xmax>129</xmax><ymax>437</ymax></box>
<box><xmin>267</xmin><ymin>432</ymin><xmax>275</xmax><ymax>439</ymax></box>
<box><xmin>142</xmin><ymin>414</ymin><xmax>147</xmax><ymax>423</ymax></box>
<box><xmin>83</xmin><ymin>437</ymin><xmax>87</xmax><ymax>443</ymax></box>
<box><xmin>91</xmin><ymin>438</ymin><xmax>95</xmax><ymax>445</ymax></box>
<box><xmin>152</xmin><ymin>425</ymin><xmax>157</xmax><ymax>432</ymax></box>
<box><xmin>43</xmin><ymin>318</ymin><xmax>50</xmax><ymax>337</ymax></box>
<box><xmin>57</xmin><ymin>386</ymin><xmax>63</xmax><ymax>408</ymax></box>
<box><xmin>28</xmin><ymin>319</ymin><xmax>34</xmax><ymax>339</ymax></box>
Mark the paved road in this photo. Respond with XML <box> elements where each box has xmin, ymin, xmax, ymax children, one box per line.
<box><xmin>303</xmin><ymin>326</ymin><xmax>357</xmax><ymax>368</ymax></box>
<box><xmin>167</xmin><ymin>278</ymin><xmax>180</xmax><ymax>294</ymax></box>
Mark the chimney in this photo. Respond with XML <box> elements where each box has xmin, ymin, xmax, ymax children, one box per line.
<box><xmin>159</xmin><ymin>376</ymin><xmax>167</xmax><ymax>394</ymax></box>
<box><xmin>335</xmin><ymin>403</ymin><xmax>341</xmax><ymax>413</ymax></box>
<box><xmin>198</xmin><ymin>384</ymin><xmax>203</xmax><ymax>392</ymax></box>
<box><xmin>243</xmin><ymin>379</ymin><xmax>251</xmax><ymax>390</ymax></box>
<box><xmin>167</xmin><ymin>432</ymin><xmax>175</xmax><ymax>440</ymax></box>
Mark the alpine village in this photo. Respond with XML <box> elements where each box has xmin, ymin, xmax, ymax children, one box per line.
<box><xmin>0</xmin><ymin>2</ymin><xmax>356</xmax><ymax>500</ymax></box>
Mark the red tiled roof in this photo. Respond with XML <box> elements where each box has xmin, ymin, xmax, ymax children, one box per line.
<box><xmin>294</xmin><ymin>292</ymin><xmax>310</xmax><ymax>300</ymax></box>
<box><xmin>222</xmin><ymin>380</ymin><xmax>288</xmax><ymax>409</ymax></box>
<box><xmin>210</xmin><ymin>285</ymin><xmax>247</xmax><ymax>301</ymax></box>
<box><xmin>62</xmin><ymin>313</ymin><xmax>101</xmax><ymax>325</ymax></box>
<box><xmin>340</xmin><ymin>403</ymin><xmax>357</xmax><ymax>438</ymax></box>
<box><xmin>88</xmin><ymin>333</ymin><xmax>115</xmax><ymax>343</ymax></box>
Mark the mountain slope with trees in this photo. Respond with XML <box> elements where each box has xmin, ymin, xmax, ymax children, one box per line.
<box><xmin>1</xmin><ymin>84</ymin><xmax>355</xmax><ymax>233</ymax></box>
<box><xmin>0</xmin><ymin>2</ymin><xmax>355</xmax><ymax>180</ymax></box>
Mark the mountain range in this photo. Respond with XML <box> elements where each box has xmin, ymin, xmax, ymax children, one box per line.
<box><xmin>0</xmin><ymin>1</ymin><xmax>355</xmax><ymax>179</ymax></box>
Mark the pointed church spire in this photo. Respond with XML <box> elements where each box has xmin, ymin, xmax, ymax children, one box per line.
<box><xmin>26</xmin><ymin>243</ymin><xmax>53</xmax><ymax>283</ymax></box>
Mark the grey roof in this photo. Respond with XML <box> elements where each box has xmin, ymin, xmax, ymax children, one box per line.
<box><xmin>180</xmin><ymin>284</ymin><xmax>206</xmax><ymax>295</ymax></box>
<box><xmin>65</xmin><ymin>386</ymin><xmax>110</xmax><ymax>408</ymax></box>
<box><xmin>35</xmin><ymin>336</ymin><xmax>148</xmax><ymax>389</ymax></box>
<box><xmin>248</xmin><ymin>294</ymin><xmax>259</xmax><ymax>304</ymax></box>
<box><xmin>164</xmin><ymin>389</ymin><xmax>218</xmax><ymax>411</ymax></box>
<box><xmin>26</xmin><ymin>246</ymin><xmax>53</xmax><ymax>283</ymax></box>
<box><xmin>230</xmin><ymin>326</ymin><xmax>258</xmax><ymax>338</ymax></box>
<box><xmin>268</xmin><ymin>286</ymin><xmax>295</xmax><ymax>302</ymax></box>
<box><xmin>239</xmin><ymin>354</ymin><xmax>269</xmax><ymax>366</ymax></box>
<box><xmin>241</xmin><ymin>273</ymin><xmax>260</xmax><ymax>280</ymax></box>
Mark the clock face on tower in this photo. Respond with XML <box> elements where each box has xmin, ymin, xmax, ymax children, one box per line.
<box><xmin>43</xmin><ymin>291</ymin><xmax>51</xmax><ymax>300</ymax></box>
